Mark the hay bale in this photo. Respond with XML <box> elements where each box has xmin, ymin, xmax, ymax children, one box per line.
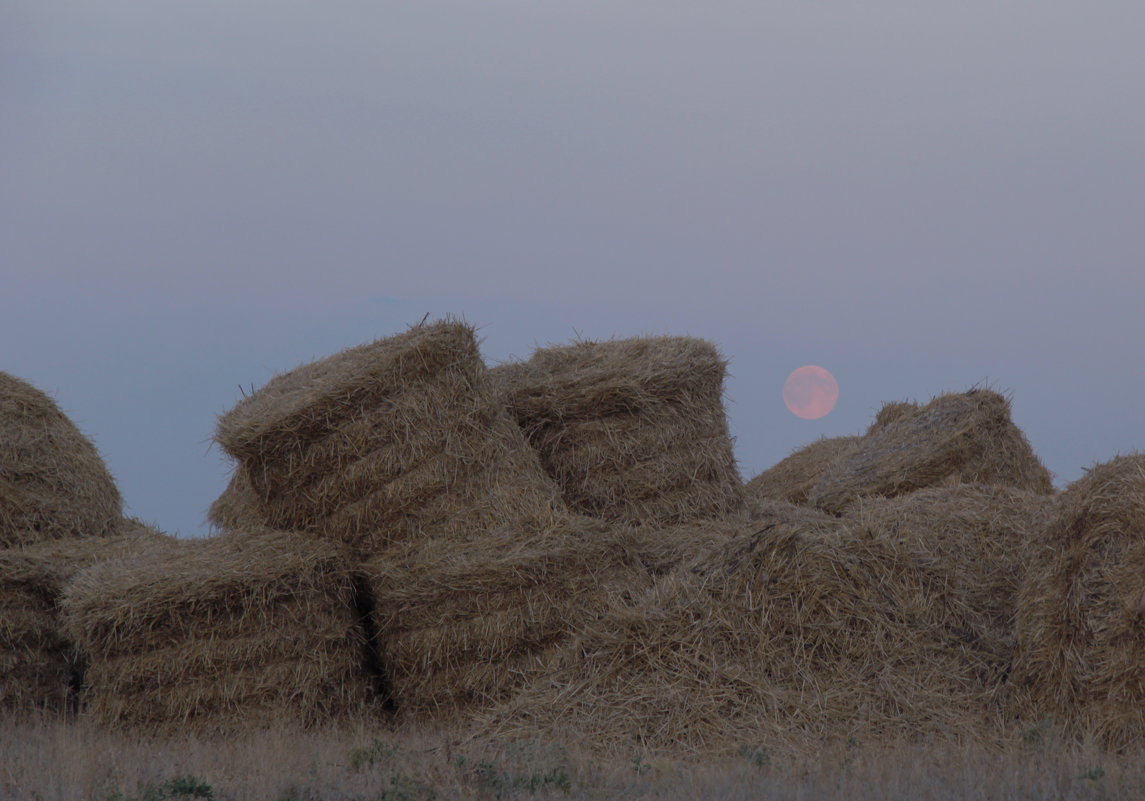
<box><xmin>745</xmin><ymin>435</ymin><xmax>863</xmax><ymax>506</ymax></box>
<box><xmin>1011</xmin><ymin>454</ymin><xmax>1145</xmax><ymax>749</ymax></box>
<box><xmin>1</xmin><ymin>373</ymin><xmax>122</xmax><ymax>547</ymax></box>
<box><xmin>61</xmin><ymin>528</ymin><xmax>375</xmax><ymax>734</ymax></box>
<box><xmin>213</xmin><ymin>321</ymin><xmax>565</xmax><ymax>553</ymax></box>
<box><xmin>366</xmin><ymin>517</ymin><xmax>735</xmax><ymax>719</ymax></box>
<box><xmin>499</xmin><ymin>336</ymin><xmax>744</xmax><ymax>526</ymax></box>
<box><xmin>808</xmin><ymin>389</ymin><xmax>1054</xmax><ymax>514</ymax></box>
<box><xmin>0</xmin><ymin>522</ymin><xmax>175</xmax><ymax>714</ymax></box>
<box><xmin>843</xmin><ymin>484</ymin><xmax>1057</xmax><ymax>659</ymax></box>
<box><xmin>868</xmin><ymin>400</ymin><xmax>920</xmax><ymax>432</ymax></box>
<box><xmin>481</xmin><ymin>510</ymin><xmax>1004</xmax><ymax>757</ymax></box>
<box><xmin>207</xmin><ymin>468</ymin><xmax>263</xmax><ymax>531</ymax></box>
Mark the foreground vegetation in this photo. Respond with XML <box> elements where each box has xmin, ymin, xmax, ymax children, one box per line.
<box><xmin>3</xmin><ymin>716</ymin><xmax>1144</xmax><ymax>801</ymax></box>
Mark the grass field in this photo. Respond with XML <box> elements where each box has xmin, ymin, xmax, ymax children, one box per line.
<box><xmin>2</xmin><ymin>715</ymin><xmax>1141</xmax><ymax>800</ymax></box>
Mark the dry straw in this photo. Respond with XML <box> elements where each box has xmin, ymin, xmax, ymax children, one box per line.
<box><xmin>363</xmin><ymin>517</ymin><xmax>734</xmax><ymax>718</ymax></box>
<box><xmin>480</xmin><ymin>504</ymin><xmax>1006</xmax><ymax>758</ymax></box>
<box><xmin>207</xmin><ymin>469</ymin><xmax>263</xmax><ymax>532</ymax></box>
<box><xmin>61</xmin><ymin>528</ymin><xmax>376</xmax><ymax>734</ymax></box>
<box><xmin>808</xmin><ymin>389</ymin><xmax>1054</xmax><ymax>514</ymax></box>
<box><xmin>496</xmin><ymin>336</ymin><xmax>745</xmax><ymax>526</ymax></box>
<box><xmin>213</xmin><ymin>320</ymin><xmax>565</xmax><ymax>553</ymax></box>
<box><xmin>745</xmin><ymin>435</ymin><xmax>863</xmax><ymax>506</ymax></box>
<box><xmin>0</xmin><ymin>521</ymin><xmax>174</xmax><ymax>714</ymax></box>
<box><xmin>1</xmin><ymin>372</ymin><xmax>122</xmax><ymax>547</ymax></box>
<box><xmin>1011</xmin><ymin>454</ymin><xmax>1145</xmax><ymax>750</ymax></box>
<box><xmin>843</xmin><ymin>484</ymin><xmax>1058</xmax><ymax>660</ymax></box>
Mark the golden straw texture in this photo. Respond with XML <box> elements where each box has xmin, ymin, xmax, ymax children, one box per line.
<box><xmin>808</xmin><ymin>389</ymin><xmax>1054</xmax><ymax>514</ymax></box>
<box><xmin>1</xmin><ymin>372</ymin><xmax>122</xmax><ymax>547</ymax></box>
<box><xmin>61</xmin><ymin>528</ymin><xmax>376</xmax><ymax>734</ymax></box>
<box><xmin>498</xmin><ymin>337</ymin><xmax>745</xmax><ymax>525</ymax></box>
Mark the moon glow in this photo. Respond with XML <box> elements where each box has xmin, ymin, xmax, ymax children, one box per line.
<box><xmin>783</xmin><ymin>366</ymin><xmax>839</xmax><ymax>420</ymax></box>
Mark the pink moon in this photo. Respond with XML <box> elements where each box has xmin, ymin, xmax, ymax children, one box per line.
<box><xmin>783</xmin><ymin>366</ymin><xmax>839</xmax><ymax>420</ymax></box>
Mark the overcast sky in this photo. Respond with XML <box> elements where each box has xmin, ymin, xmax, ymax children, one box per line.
<box><xmin>4</xmin><ymin>1</ymin><xmax>1143</xmax><ymax>536</ymax></box>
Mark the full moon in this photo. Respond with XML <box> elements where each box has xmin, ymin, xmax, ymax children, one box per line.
<box><xmin>783</xmin><ymin>365</ymin><xmax>839</xmax><ymax>420</ymax></box>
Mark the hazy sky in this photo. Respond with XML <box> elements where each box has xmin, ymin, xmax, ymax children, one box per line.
<box><xmin>4</xmin><ymin>2</ymin><xmax>1143</xmax><ymax>536</ymax></box>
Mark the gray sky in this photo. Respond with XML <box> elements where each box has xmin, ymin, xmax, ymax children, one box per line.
<box><xmin>4</xmin><ymin>1</ymin><xmax>1143</xmax><ymax>536</ymax></box>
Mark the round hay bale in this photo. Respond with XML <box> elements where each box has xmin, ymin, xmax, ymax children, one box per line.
<box><xmin>745</xmin><ymin>435</ymin><xmax>863</xmax><ymax>506</ymax></box>
<box><xmin>843</xmin><ymin>484</ymin><xmax>1058</xmax><ymax>659</ymax></box>
<box><xmin>1</xmin><ymin>372</ymin><xmax>122</xmax><ymax>547</ymax></box>
<box><xmin>365</xmin><ymin>516</ymin><xmax>736</xmax><ymax>720</ymax></box>
<box><xmin>867</xmin><ymin>400</ymin><xmax>920</xmax><ymax>432</ymax></box>
<box><xmin>479</xmin><ymin>511</ymin><xmax>1002</xmax><ymax>757</ymax></box>
<box><xmin>61</xmin><ymin>528</ymin><xmax>376</xmax><ymax>734</ymax></box>
<box><xmin>207</xmin><ymin>468</ymin><xmax>264</xmax><ymax>532</ymax></box>
<box><xmin>808</xmin><ymin>389</ymin><xmax>1054</xmax><ymax>514</ymax></box>
<box><xmin>1</xmin><ymin>522</ymin><xmax>176</xmax><ymax>714</ymax></box>
<box><xmin>213</xmin><ymin>320</ymin><xmax>566</xmax><ymax>554</ymax></box>
<box><xmin>500</xmin><ymin>336</ymin><xmax>745</xmax><ymax>526</ymax></box>
<box><xmin>1011</xmin><ymin>454</ymin><xmax>1145</xmax><ymax>749</ymax></box>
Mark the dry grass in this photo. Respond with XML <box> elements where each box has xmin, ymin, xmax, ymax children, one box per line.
<box><xmin>2</xmin><ymin>715</ymin><xmax>1141</xmax><ymax>801</ymax></box>
<box><xmin>808</xmin><ymin>389</ymin><xmax>1055</xmax><ymax>514</ymax></box>
<box><xmin>0</xmin><ymin>372</ymin><xmax>122</xmax><ymax>547</ymax></box>
<box><xmin>1011</xmin><ymin>453</ymin><xmax>1145</xmax><ymax>750</ymax></box>
<box><xmin>61</xmin><ymin>528</ymin><xmax>378</xmax><ymax>734</ymax></box>
<box><xmin>497</xmin><ymin>336</ymin><xmax>745</xmax><ymax>526</ymax></box>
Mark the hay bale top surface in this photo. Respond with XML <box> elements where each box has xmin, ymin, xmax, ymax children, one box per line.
<box><xmin>0</xmin><ymin>523</ymin><xmax>176</xmax><ymax>598</ymax></box>
<box><xmin>808</xmin><ymin>388</ymin><xmax>1054</xmax><ymax>513</ymax></box>
<box><xmin>745</xmin><ymin>435</ymin><xmax>863</xmax><ymax>506</ymax></box>
<box><xmin>505</xmin><ymin>336</ymin><xmax>728</xmax><ymax>421</ymax></box>
<box><xmin>215</xmin><ymin>320</ymin><xmax>481</xmax><ymax>460</ymax></box>
<box><xmin>1</xmin><ymin>372</ymin><xmax>122</xmax><ymax>545</ymax></box>
<box><xmin>63</xmin><ymin>527</ymin><xmax>353</xmax><ymax>651</ymax></box>
<box><xmin>1054</xmin><ymin>453</ymin><xmax>1145</xmax><ymax>548</ymax></box>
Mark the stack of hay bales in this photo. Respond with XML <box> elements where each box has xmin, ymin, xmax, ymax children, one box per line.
<box><xmin>213</xmin><ymin>321</ymin><xmax>661</xmax><ymax>718</ymax></box>
<box><xmin>808</xmin><ymin>390</ymin><xmax>1054</xmax><ymax>514</ymax></box>
<box><xmin>368</xmin><ymin>518</ymin><xmax>665</xmax><ymax>715</ymax></box>
<box><xmin>745</xmin><ymin>435</ymin><xmax>863</xmax><ymax>507</ymax></box>
<box><xmin>496</xmin><ymin>337</ymin><xmax>745</xmax><ymax>526</ymax></box>
<box><xmin>213</xmin><ymin>320</ymin><xmax>565</xmax><ymax>553</ymax></box>
<box><xmin>843</xmin><ymin>484</ymin><xmax>1058</xmax><ymax>660</ymax></box>
<box><xmin>481</xmin><ymin>505</ymin><xmax>1002</xmax><ymax>757</ymax></box>
<box><xmin>1011</xmin><ymin>454</ymin><xmax>1145</xmax><ymax>749</ymax></box>
<box><xmin>1</xmin><ymin>372</ymin><xmax>122</xmax><ymax>546</ymax></box>
<box><xmin>0</xmin><ymin>520</ymin><xmax>174</xmax><ymax>714</ymax></box>
<box><xmin>207</xmin><ymin>469</ymin><xmax>262</xmax><ymax>532</ymax></box>
<box><xmin>62</xmin><ymin>528</ymin><xmax>373</xmax><ymax>733</ymax></box>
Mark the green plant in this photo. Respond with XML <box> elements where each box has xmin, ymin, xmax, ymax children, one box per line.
<box><xmin>349</xmin><ymin>739</ymin><xmax>399</xmax><ymax>772</ymax></box>
<box><xmin>1080</xmin><ymin>765</ymin><xmax>1107</xmax><ymax>781</ymax></box>
<box><xmin>105</xmin><ymin>774</ymin><xmax>214</xmax><ymax>801</ymax></box>
<box><xmin>376</xmin><ymin>773</ymin><xmax>436</xmax><ymax>801</ymax></box>
<box><xmin>738</xmin><ymin>744</ymin><xmax>770</xmax><ymax>769</ymax></box>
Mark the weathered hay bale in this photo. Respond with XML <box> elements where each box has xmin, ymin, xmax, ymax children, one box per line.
<box><xmin>1011</xmin><ymin>454</ymin><xmax>1145</xmax><ymax>749</ymax></box>
<box><xmin>745</xmin><ymin>435</ymin><xmax>863</xmax><ymax>506</ymax></box>
<box><xmin>481</xmin><ymin>508</ymin><xmax>1004</xmax><ymax>757</ymax></box>
<box><xmin>843</xmin><ymin>484</ymin><xmax>1058</xmax><ymax>659</ymax></box>
<box><xmin>213</xmin><ymin>321</ymin><xmax>565</xmax><ymax>552</ymax></box>
<box><xmin>0</xmin><ymin>521</ymin><xmax>175</xmax><ymax>714</ymax></box>
<box><xmin>61</xmin><ymin>528</ymin><xmax>375</xmax><ymax>734</ymax></box>
<box><xmin>366</xmin><ymin>517</ymin><xmax>736</xmax><ymax>718</ymax></box>
<box><xmin>499</xmin><ymin>336</ymin><xmax>745</xmax><ymax>526</ymax></box>
<box><xmin>808</xmin><ymin>389</ymin><xmax>1054</xmax><ymax>514</ymax></box>
<box><xmin>1</xmin><ymin>372</ymin><xmax>122</xmax><ymax>547</ymax></box>
<box><xmin>207</xmin><ymin>468</ymin><xmax>263</xmax><ymax>531</ymax></box>
<box><xmin>868</xmin><ymin>400</ymin><xmax>920</xmax><ymax>432</ymax></box>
